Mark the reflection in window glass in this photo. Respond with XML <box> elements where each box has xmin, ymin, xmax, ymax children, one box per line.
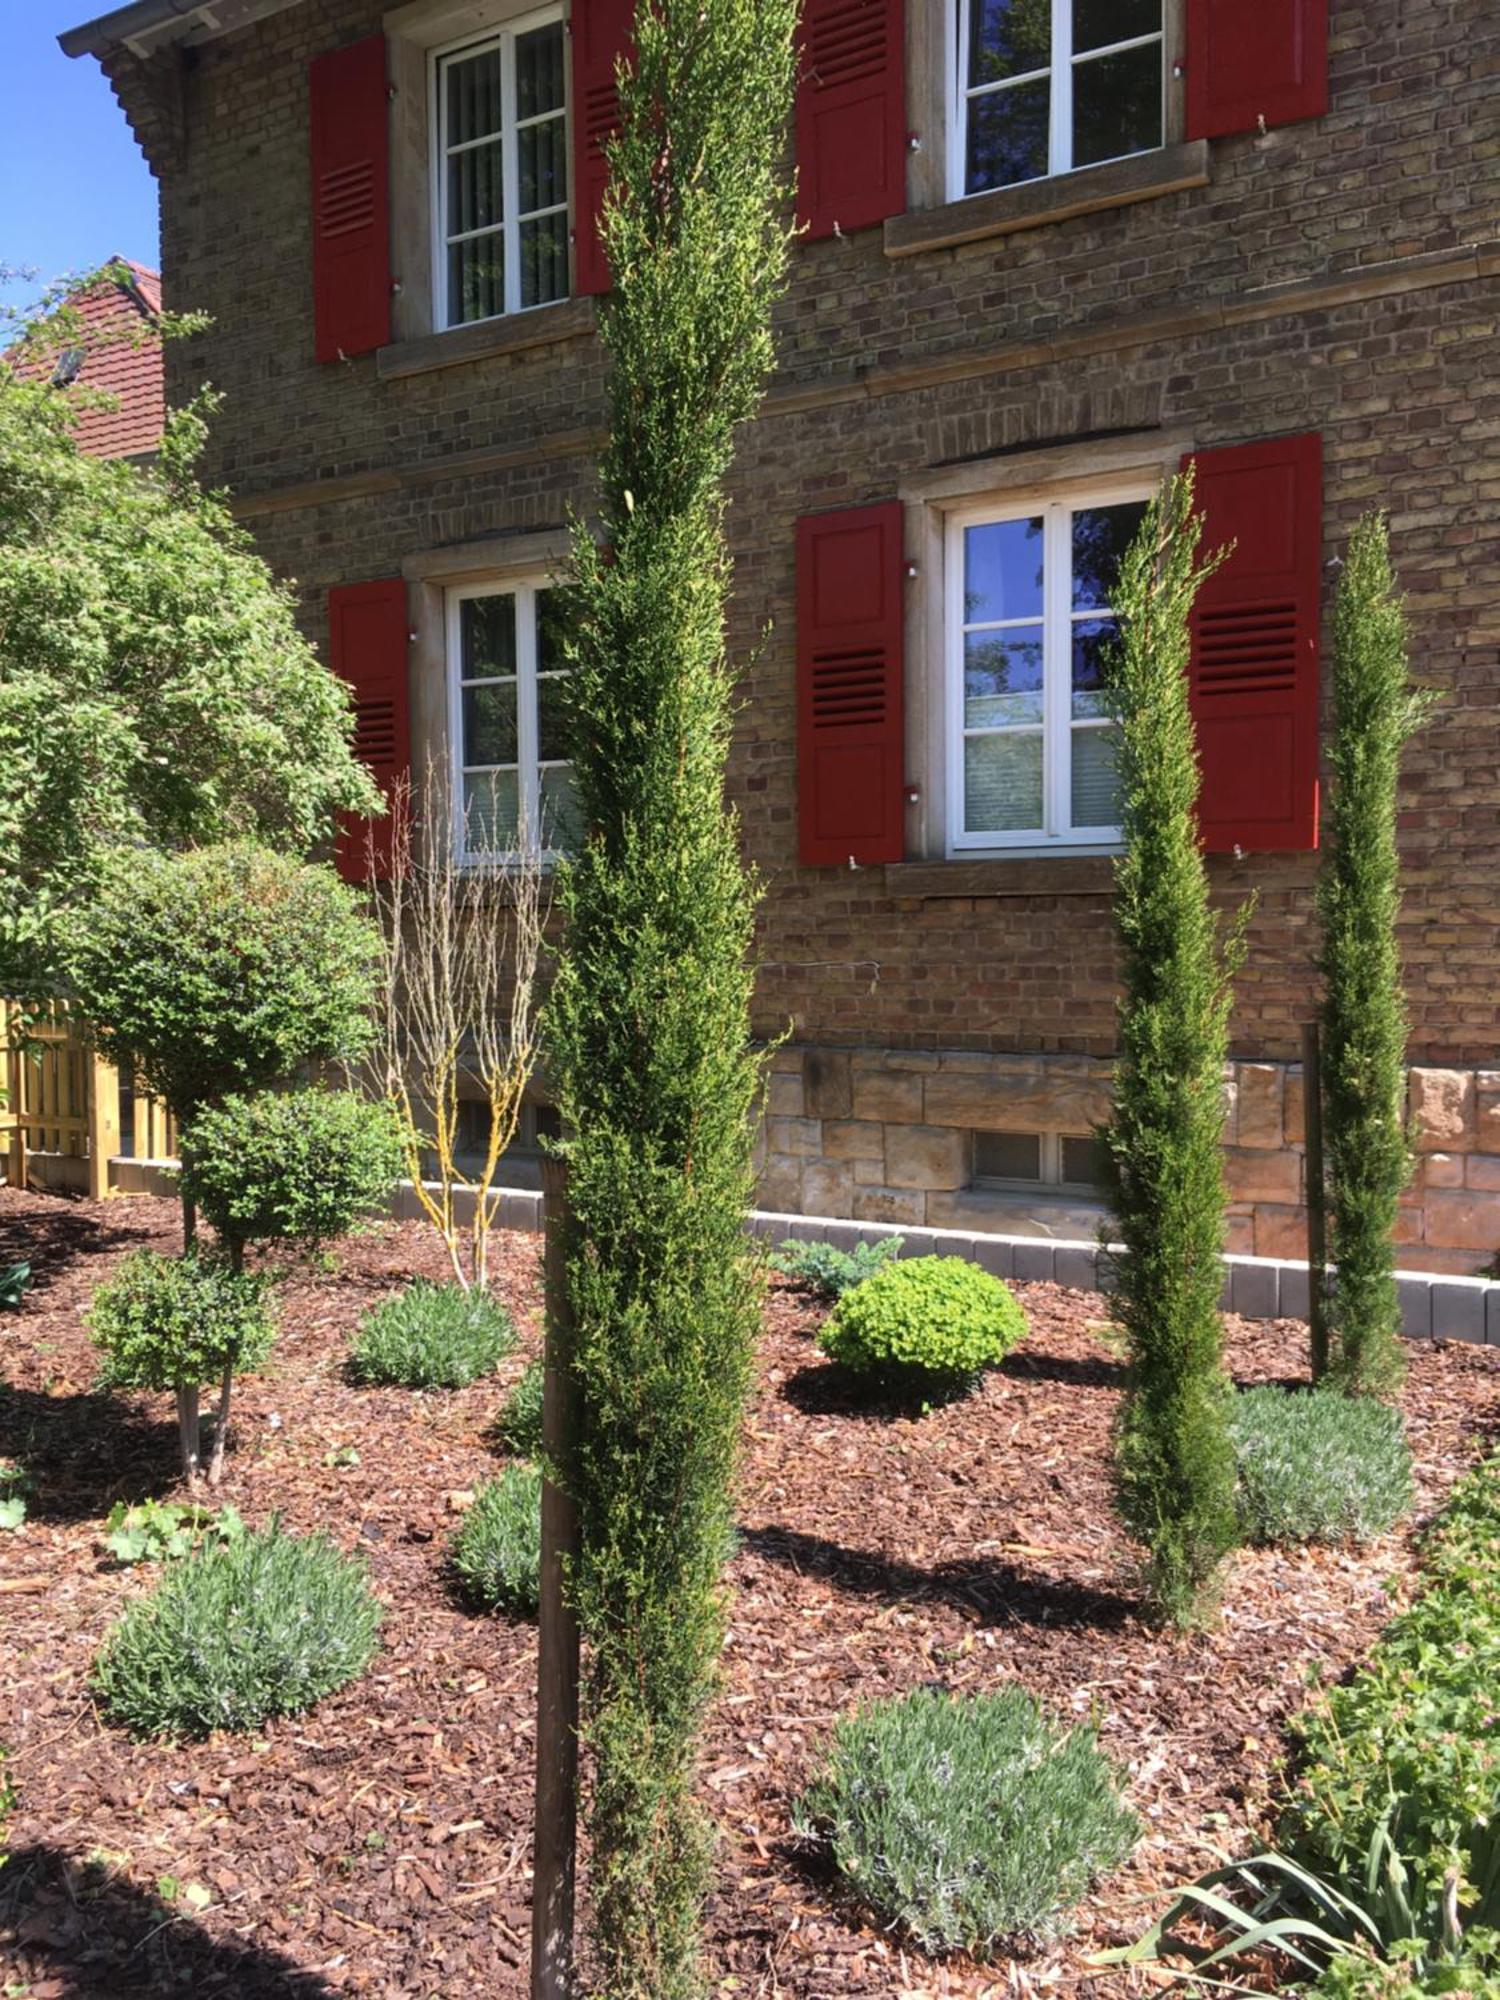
<box><xmin>455</xmin><ymin>583</ymin><xmax>576</xmax><ymax>858</ymax></box>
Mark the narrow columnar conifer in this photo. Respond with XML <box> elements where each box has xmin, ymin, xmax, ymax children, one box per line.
<box><xmin>542</xmin><ymin>2</ymin><xmax>798</xmax><ymax>1993</ymax></box>
<box><xmin>1102</xmin><ymin>471</ymin><xmax>1240</xmax><ymax>1627</ymax></box>
<box><xmin>1318</xmin><ymin>513</ymin><xmax>1433</xmax><ymax>1398</ymax></box>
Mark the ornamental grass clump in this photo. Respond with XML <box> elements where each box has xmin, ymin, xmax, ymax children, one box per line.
<box><xmin>92</xmin><ymin>1519</ymin><xmax>380</xmax><ymax>1738</ymax></box>
<box><xmin>1229</xmin><ymin>1387</ymin><xmax>1412</xmax><ymax>1546</ymax></box>
<box><xmin>348</xmin><ymin>1280</ymin><xmax>516</xmax><ymax>1389</ymax></box>
<box><xmin>450</xmin><ymin>1463</ymin><xmax>542</xmax><ymax>1616</ymax></box>
<box><xmin>818</xmin><ymin>1256</ymin><xmax>1025</xmax><ymax>1398</ymax></box>
<box><xmin>797</xmin><ymin>1684</ymin><xmax>1138</xmax><ymax>1956</ymax></box>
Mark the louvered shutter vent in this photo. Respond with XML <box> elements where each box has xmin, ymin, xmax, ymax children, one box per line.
<box><xmin>1184</xmin><ymin>0</ymin><xmax>1328</xmax><ymax>140</ymax></box>
<box><xmin>571</xmin><ymin>0</ymin><xmax>636</xmax><ymax>297</ymax></box>
<box><xmin>797</xmin><ymin>503</ymin><xmax>906</xmax><ymax>866</ymax></box>
<box><xmin>309</xmin><ymin>35</ymin><xmax>392</xmax><ymax>363</ymax></box>
<box><xmin>329</xmin><ymin>579</ymin><xmax>411</xmax><ymax>882</ymax></box>
<box><xmin>796</xmin><ymin>0</ymin><xmax>907</xmax><ymax>240</ymax></box>
<box><xmin>1183</xmin><ymin>432</ymin><xmax>1322</xmax><ymax>853</ymax></box>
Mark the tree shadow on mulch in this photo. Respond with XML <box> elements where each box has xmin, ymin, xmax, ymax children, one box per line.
<box><xmin>778</xmin><ymin>1363</ymin><xmax>976</xmax><ymax>1424</ymax></box>
<box><xmin>0</xmin><ymin>1197</ymin><xmax>164</xmax><ymax>1302</ymax></box>
<box><xmin>0</xmin><ymin>1845</ymin><xmax>338</xmax><ymax>1998</ymax></box>
<box><xmin>0</xmin><ymin>1383</ymin><xmax>179</xmax><ymax>1523</ymax></box>
<box><xmin>743</xmin><ymin>1523</ymin><xmax>1139</xmax><ymax>1632</ymax></box>
<box><xmin>1000</xmin><ymin>1347</ymin><xmax>1127</xmax><ymax>1390</ymax></box>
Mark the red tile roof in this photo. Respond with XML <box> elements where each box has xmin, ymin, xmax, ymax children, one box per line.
<box><xmin>16</xmin><ymin>259</ymin><xmax>166</xmax><ymax>461</ymax></box>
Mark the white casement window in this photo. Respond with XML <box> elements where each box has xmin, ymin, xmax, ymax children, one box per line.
<box><xmin>431</xmin><ymin>7</ymin><xmax>569</xmax><ymax>328</ymax></box>
<box><xmin>946</xmin><ymin>486</ymin><xmax>1149</xmax><ymax>852</ymax></box>
<box><xmin>447</xmin><ymin>579</ymin><xmax>580</xmax><ymax>861</ymax></box>
<box><xmin>953</xmin><ymin>0</ymin><xmax>1164</xmax><ymax>199</ymax></box>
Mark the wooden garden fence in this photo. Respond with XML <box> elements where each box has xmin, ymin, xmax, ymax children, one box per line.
<box><xmin>0</xmin><ymin>1001</ymin><xmax>176</xmax><ymax>1198</ymax></box>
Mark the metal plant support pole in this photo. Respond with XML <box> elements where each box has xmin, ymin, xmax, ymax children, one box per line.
<box><xmin>532</xmin><ymin>1153</ymin><xmax>581</xmax><ymax>2000</ymax></box>
<box><xmin>1303</xmin><ymin>1021</ymin><xmax>1330</xmax><ymax>1378</ymax></box>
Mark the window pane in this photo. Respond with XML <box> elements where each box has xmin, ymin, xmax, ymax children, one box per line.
<box><xmin>1071</xmin><ymin>725</ymin><xmax>1120</xmax><ymax>827</ymax></box>
<box><xmin>966</xmin><ymin>75</ymin><xmax>1050</xmax><ymax>192</ymax></box>
<box><xmin>965</xmin><ymin>731</ymin><xmax>1043</xmax><ymax>832</ymax></box>
<box><xmin>1073</xmin><ymin>41</ymin><xmax>1162</xmax><ymax>169</ymax></box>
<box><xmin>539</xmin><ymin>765</ymin><xmax>583</xmax><ymax>851</ymax></box>
<box><xmin>964</xmin><ymin>517</ymin><xmax>1044</xmax><ymax>623</ymax></box>
<box><xmin>1072</xmin><ymin>502</ymin><xmax>1147</xmax><ymax>609</ymax></box>
<box><xmin>448</xmin><ymin>139</ymin><xmax>504</xmax><ymax>238</ymax></box>
<box><xmin>965</xmin><ymin>630</ymin><xmax>1044</xmax><ymax>727</ymax></box>
<box><xmin>974</xmin><ymin>1130</ymin><xmax>1043</xmax><ymax>1182</ymax></box>
<box><xmin>519</xmin><ymin>115</ymin><xmax>567</xmax><ymax>215</ymax></box>
<box><xmin>461</xmin><ymin>594</ymin><xmax>517</xmax><ymax>677</ymax></box>
<box><xmin>520</xmin><ymin>212</ymin><xmax>569</xmax><ymax>307</ymax></box>
<box><xmin>462</xmin><ymin>681</ymin><xmax>518</xmax><ymax>765</ymax></box>
<box><xmin>1071</xmin><ymin>617</ymin><xmax>1117</xmax><ymax>718</ymax></box>
<box><xmin>449</xmin><ymin>234</ymin><xmax>505</xmax><ymax>324</ymax></box>
<box><xmin>968</xmin><ymin>0</ymin><xmax>1050</xmax><ymax>87</ymax></box>
<box><xmin>446</xmin><ymin>46</ymin><xmax>502</xmax><ymax>147</ymax></box>
<box><xmin>516</xmin><ymin>22</ymin><xmax>566</xmax><ymax>119</ymax></box>
<box><xmin>1061</xmin><ymin>1133</ymin><xmax>1109</xmax><ymax>1188</ymax></box>
<box><xmin>536</xmin><ymin>588</ymin><xmax>571</xmax><ymax>672</ymax></box>
<box><xmin>1074</xmin><ymin>0</ymin><xmax>1158</xmax><ymax>55</ymax></box>
<box><xmin>464</xmin><ymin>769</ymin><xmax>520</xmax><ymax>851</ymax></box>
<box><xmin>536</xmin><ymin>675</ymin><xmax>571</xmax><ymax>763</ymax></box>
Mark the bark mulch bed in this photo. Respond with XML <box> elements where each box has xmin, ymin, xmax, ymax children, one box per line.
<box><xmin>2</xmin><ymin>1185</ymin><xmax>1498</xmax><ymax>1999</ymax></box>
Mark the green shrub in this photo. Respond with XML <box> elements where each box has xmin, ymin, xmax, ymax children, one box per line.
<box><xmin>450</xmin><ymin>1464</ymin><xmax>542</xmax><ymax>1615</ymax></box>
<box><xmin>1308</xmin><ymin>1936</ymin><xmax>1500</xmax><ymax>1998</ymax></box>
<box><xmin>1229</xmin><ymin>1387</ymin><xmax>1413</xmax><ymax>1546</ymax></box>
<box><xmin>495</xmin><ymin>1357</ymin><xmax>545</xmax><ymax>1457</ymax></box>
<box><xmin>770</xmin><ymin>1235</ymin><xmax>903</xmax><ymax>1301</ymax></box>
<box><xmin>796</xmin><ymin>1685</ymin><xmax>1137</xmax><ymax>1955</ymax></box>
<box><xmin>818</xmin><ymin>1256</ymin><xmax>1025</xmax><ymax>1394</ymax></box>
<box><xmin>349</xmin><ymin>1280</ymin><xmax>516</xmax><ymax>1389</ymax></box>
<box><xmin>89</xmin><ymin>1250</ymin><xmax>275</xmax><ymax>1396</ymax></box>
<box><xmin>92</xmin><ymin>1520</ymin><xmax>380</xmax><ymax>1736</ymax></box>
<box><xmin>180</xmin><ymin>1087</ymin><xmax>404</xmax><ymax>1255</ymax></box>
<box><xmin>103</xmin><ymin>1498</ymin><xmax>245</xmax><ymax>1565</ymax></box>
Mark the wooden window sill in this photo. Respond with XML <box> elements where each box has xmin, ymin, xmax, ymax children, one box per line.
<box><xmin>377</xmin><ymin>296</ymin><xmax>597</xmax><ymax>381</ymax></box>
<box><xmin>884</xmin><ymin>140</ymin><xmax>1210</xmax><ymax>260</ymax></box>
<box><xmin>886</xmin><ymin>857</ymin><xmax>1116</xmax><ymax>899</ymax></box>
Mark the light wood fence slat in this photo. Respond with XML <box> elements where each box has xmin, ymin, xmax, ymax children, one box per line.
<box><xmin>0</xmin><ymin>1002</ymin><xmax>174</xmax><ymax>1196</ymax></box>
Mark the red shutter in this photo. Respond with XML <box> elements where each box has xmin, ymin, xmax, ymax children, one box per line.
<box><xmin>1184</xmin><ymin>0</ymin><xmax>1328</xmax><ymax>141</ymax></box>
<box><xmin>797</xmin><ymin>503</ymin><xmax>906</xmax><ymax>866</ymax></box>
<box><xmin>309</xmin><ymin>36</ymin><xmax>392</xmax><ymax>363</ymax></box>
<box><xmin>571</xmin><ymin>0</ymin><xmax>636</xmax><ymax>297</ymax></box>
<box><xmin>796</xmin><ymin>0</ymin><xmax>907</xmax><ymax>240</ymax></box>
<box><xmin>1183</xmin><ymin>433</ymin><xmax>1322</xmax><ymax>853</ymax></box>
<box><xmin>330</xmin><ymin>579</ymin><xmax>410</xmax><ymax>882</ymax></box>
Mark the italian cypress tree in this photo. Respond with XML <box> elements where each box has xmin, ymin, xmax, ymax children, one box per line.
<box><xmin>543</xmin><ymin>2</ymin><xmax>798</xmax><ymax>1993</ymax></box>
<box><xmin>1318</xmin><ymin>513</ymin><xmax>1432</xmax><ymax>1398</ymax></box>
<box><xmin>1102</xmin><ymin>470</ymin><xmax>1240</xmax><ymax>1627</ymax></box>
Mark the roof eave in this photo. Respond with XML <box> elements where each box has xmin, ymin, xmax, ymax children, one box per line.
<box><xmin>59</xmin><ymin>0</ymin><xmax>303</xmax><ymax>61</ymax></box>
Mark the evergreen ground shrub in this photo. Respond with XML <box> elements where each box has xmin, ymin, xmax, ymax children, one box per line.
<box><xmin>817</xmin><ymin>1255</ymin><xmax>1025</xmax><ymax>1398</ymax></box>
<box><xmin>1229</xmin><ymin>1387</ymin><xmax>1413</xmax><ymax>1545</ymax></box>
<box><xmin>450</xmin><ymin>1463</ymin><xmax>542</xmax><ymax>1615</ymax></box>
<box><xmin>92</xmin><ymin>1519</ymin><xmax>380</xmax><ymax>1737</ymax></box>
<box><xmin>349</xmin><ymin>1280</ymin><xmax>516</xmax><ymax>1389</ymax></box>
<box><xmin>494</xmin><ymin>1357</ymin><xmax>544</xmax><ymax>1457</ymax></box>
<box><xmin>769</xmin><ymin>1236</ymin><xmax>903</xmax><ymax>1301</ymax></box>
<box><xmin>796</xmin><ymin>1684</ymin><xmax>1137</xmax><ymax>1955</ymax></box>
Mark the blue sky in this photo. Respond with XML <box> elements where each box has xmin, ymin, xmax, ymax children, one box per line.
<box><xmin>1</xmin><ymin>2</ymin><xmax>161</xmax><ymax>306</ymax></box>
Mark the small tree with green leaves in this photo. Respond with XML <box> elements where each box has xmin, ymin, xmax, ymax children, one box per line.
<box><xmin>543</xmin><ymin>0</ymin><xmax>799</xmax><ymax>1990</ymax></box>
<box><xmin>1101</xmin><ymin>470</ymin><xmax>1240</xmax><ymax>1627</ymax></box>
<box><xmin>1317</xmin><ymin>514</ymin><xmax>1432</xmax><ymax>1398</ymax></box>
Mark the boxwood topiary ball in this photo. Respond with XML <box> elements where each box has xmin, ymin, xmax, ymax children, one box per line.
<box><xmin>817</xmin><ymin>1255</ymin><xmax>1026</xmax><ymax>1397</ymax></box>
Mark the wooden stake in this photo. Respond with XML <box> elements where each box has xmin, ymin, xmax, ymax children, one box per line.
<box><xmin>1303</xmin><ymin>1020</ymin><xmax>1330</xmax><ymax>1380</ymax></box>
<box><xmin>532</xmin><ymin>1154</ymin><xmax>581</xmax><ymax>2000</ymax></box>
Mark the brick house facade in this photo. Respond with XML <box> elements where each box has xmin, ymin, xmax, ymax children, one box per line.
<box><xmin>65</xmin><ymin>0</ymin><xmax>1500</xmax><ymax>1272</ymax></box>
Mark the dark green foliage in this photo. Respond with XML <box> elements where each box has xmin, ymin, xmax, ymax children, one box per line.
<box><xmin>348</xmin><ymin>1279</ymin><xmax>516</xmax><ymax>1389</ymax></box>
<box><xmin>1100</xmin><ymin>472</ymin><xmax>1240</xmax><ymax>1626</ymax></box>
<box><xmin>541</xmin><ymin>2</ymin><xmax>799</xmax><ymax>1991</ymax></box>
<box><xmin>769</xmin><ymin>1235</ymin><xmax>903</xmax><ymax>1300</ymax></box>
<box><xmin>1318</xmin><ymin>515</ymin><xmax>1432</xmax><ymax>1397</ymax></box>
<box><xmin>494</xmin><ymin>1356</ymin><xmax>545</xmax><ymax>1456</ymax></box>
<box><xmin>1229</xmin><ymin>1387</ymin><xmax>1412</xmax><ymax>1546</ymax></box>
<box><xmin>796</xmin><ymin>1685</ymin><xmax>1138</xmax><ymax>1956</ymax></box>
<box><xmin>0</xmin><ymin>1262</ymin><xmax>29</xmax><ymax>1308</ymax></box>
<box><xmin>449</xmin><ymin>1464</ymin><xmax>542</xmax><ymax>1615</ymax></box>
<box><xmin>92</xmin><ymin>1520</ymin><xmax>381</xmax><ymax>1737</ymax></box>
<box><xmin>1286</xmin><ymin>1454</ymin><xmax>1500</xmax><ymax>1929</ymax></box>
<box><xmin>180</xmin><ymin>1087</ymin><xmax>404</xmax><ymax>1256</ymax></box>
<box><xmin>88</xmin><ymin>1249</ymin><xmax>275</xmax><ymax>1394</ymax></box>
<box><xmin>818</xmin><ymin>1256</ymin><xmax>1026</xmax><ymax>1395</ymax></box>
<box><xmin>61</xmin><ymin>841</ymin><xmax>379</xmax><ymax>1122</ymax></box>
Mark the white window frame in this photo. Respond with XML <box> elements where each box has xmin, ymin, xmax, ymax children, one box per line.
<box><xmin>944</xmin><ymin>477</ymin><xmax>1152</xmax><ymax>856</ymax></box>
<box><xmin>429</xmin><ymin>3</ymin><xmax>570</xmax><ymax>331</ymax></box>
<box><xmin>446</xmin><ymin>576</ymin><xmax>572</xmax><ymax>866</ymax></box>
<box><xmin>947</xmin><ymin>0</ymin><xmax>1165</xmax><ymax>204</ymax></box>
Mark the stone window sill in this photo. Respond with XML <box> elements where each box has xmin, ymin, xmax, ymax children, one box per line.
<box><xmin>377</xmin><ymin>296</ymin><xmax>597</xmax><ymax>382</ymax></box>
<box><xmin>926</xmin><ymin>1186</ymin><xmax>1110</xmax><ymax>1240</ymax></box>
<box><xmin>884</xmin><ymin>140</ymin><xmax>1210</xmax><ymax>260</ymax></box>
<box><xmin>886</xmin><ymin>857</ymin><xmax>1116</xmax><ymax>899</ymax></box>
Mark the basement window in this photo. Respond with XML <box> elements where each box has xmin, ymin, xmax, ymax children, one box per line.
<box><xmin>972</xmin><ymin>1129</ymin><xmax>1108</xmax><ymax>1194</ymax></box>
